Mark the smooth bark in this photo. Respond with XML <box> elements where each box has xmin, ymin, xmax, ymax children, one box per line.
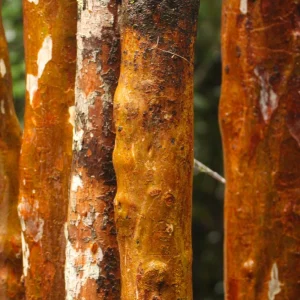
<box><xmin>65</xmin><ymin>0</ymin><xmax>121</xmax><ymax>299</ymax></box>
<box><xmin>0</xmin><ymin>2</ymin><xmax>23</xmax><ymax>298</ymax></box>
<box><xmin>18</xmin><ymin>0</ymin><xmax>76</xmax><ymax>298</ymax></box>
<box><xmin>220</xmin><ymin>1</ymin><xmax>300</xmax><ymax>299</ymax></box>
<box><xmin>113</xmin><ymin>1</ymin><xmax>199</xmax><ymax>298</ymax></box>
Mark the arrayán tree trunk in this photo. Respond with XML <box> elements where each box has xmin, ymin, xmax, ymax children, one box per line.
<box><xmin>113</xmin><ymin>1</ymin><xmax>200</xmax><ymax>298</ymax></box>
<box><xmin>220</xmin><ymin>0</ymin><xmax>300</xmax><ymax>299</ymax></box>
<box><xmin>0</xmin><ymin>2</ymin><xmax>23</xmax><ymax>298</ymax></box>
<box><xmin>18</xmin><ymin>0</ymin><xmax>76</xmax><ymax>298</ymax></box>
<box><xmin>65</xmin><ymin>0</ymin><xmax>121</xmax><ymax>299</ymax></box>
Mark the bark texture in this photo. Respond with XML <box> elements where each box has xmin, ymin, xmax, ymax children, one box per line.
<box><xmin>220</xmin><ymin>1</ymin><xmax>300</xmax><ymax>299</ymax></box>
<box><xmin>0</xmin><ymin>3</ymin><xmax>23</xmax><ymax>298</ymax></box>
<box><xmin>65</xmin><ymin>1</ymin><xmax>121</xmax><ymax>299</ymax></box>
<box><xmin>113</xmin><ymin>1</ymin><xmax>199</xmax><ymax>298</ymax></box>
<box><xmin>18</xmin><ymin>0</ymin><xmax>76</xmax><ymax>299</ymax></box>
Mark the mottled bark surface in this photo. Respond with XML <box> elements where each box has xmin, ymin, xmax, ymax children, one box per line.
<box><xmin>220</xmin><ymin>1</ymin><xmax>300</xmax><ymax>299</ymax></box>
<box><xmin>18</xmin><ymin>0</ymin><xmax>76</xmax><ymax>299</ymax></box>
<box><xmin>113</xmin><ymin>1</ymin><xmax>199</xmax><ymax>298</ymax></box>
<box><xmin>0</xmin><ymin>3</ymin><xmax>23</xmax><ymax>298</ymax></box>
<box><xmin>65</xmin><ymin>1</ymin><xmax>121</xmax><ymax>299</ymax></box>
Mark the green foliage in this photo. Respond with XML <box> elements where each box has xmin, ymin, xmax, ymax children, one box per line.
<box><xmin>3</xmin><ymin>0</ymin><xmax>24</xmax><ymax>124</ymax></box>
<box><xmin>193</xmin><ymin>1</ymin><xmax>224</xmax><ymax>299</ymax></box>
<box><xmin>2</xmin><ymin>0</ymin><xmax>224</xmax><ymax>298</ymax></box>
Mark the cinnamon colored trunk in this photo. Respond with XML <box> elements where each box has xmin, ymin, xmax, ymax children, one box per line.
<box><xmin>113</xmin><ymin>1</ymin><xmax>200</xmax><ymax>298</ymax></box>
<box><xmin>18</xmin><ymin>0</ymin><xmax>76</xmax><ymax>298</ymax></box>
<box><xmin>220</xmin><ymin>1</ymin><xmax>300</xmax><ymax>299</ymax></box>
<box><xmin>0</xmin><ymin>2</ymin><xmax>23</xmax><ymax>298</ymax></box>
<box><xmin>65</xmin><ymin>0</ymin><xmax>121</xmax><ymax>299</ymax></box>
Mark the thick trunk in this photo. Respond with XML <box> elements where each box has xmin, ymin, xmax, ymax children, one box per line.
<box><xmin>65</xmin><ymin>1</ymin><xmax>121</xmax><ymax>299</ymax></box>
<box><xmin>113</xmin><ymin>1</ymin><xmax>199</xmax><ymax>298</ymax></box>
<box><xmin>220</xmin><ymin>0</ymin><xmax>300</xmax><ymax>299</ymax></box>
<box><xmin>18</xmin><ymin>0</ymin><xmax>76</xmax><ymax>298</ymax></box>
<box><xmin>0</xmin><ymin>3</ymin><xmax>23</xmax><ymax>298</ymax></box>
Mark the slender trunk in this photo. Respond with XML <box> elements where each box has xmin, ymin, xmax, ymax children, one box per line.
<box><xmin>220</xmin><ymin>1</ymin><xmax>300</xmax><ymax>299</ymax></box>
<box><xmin>113</xmin><ymin>1</ymin><xmax>199</xmax><ymax>298</ymax></box>
<box><xmin>18</xmin><ymin>0</ymin><xmax>76</xmax><ymax>298</ymax></box>
<box><xmin>65</xmin><ymin>1</ymin><xmax>121</xmax><ymax>299</ymax></box>
<box><xmin>0</xmin><ymin>2</ymin><xmax>23</xmax><ymax>298</ymax></box>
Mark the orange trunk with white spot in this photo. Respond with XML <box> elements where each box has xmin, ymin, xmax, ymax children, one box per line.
<box><xmin>220</xmin><ymin>0</ymin><xmax>300</xmax><ymax>298</ymax></box>
<box><xmin>18</xmin><ymin>0</ymin><xmax>76</xmax><ymax>298</ymax></box>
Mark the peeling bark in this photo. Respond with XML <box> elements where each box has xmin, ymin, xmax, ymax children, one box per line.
<box><xmin>18</xmin><ymin>0</ymin><xmax>76</xmax><ymax>298</ymax></box>
<box><xmin>113</xmin><ymin>1</ymin><xmax>200</xmax><ymax>298</ymax></box>
<box><xmin>65</xmin><ymin>0</ymin><xmax>121</xmax><ymax>299</ymax></box>
<box><xmin>220</xmin><ymin>1</ymin><xmax>300</xmax><ymax>299</ymax></box>
<box><xmin>0</xmin><ymin>2</ymin><xmax>23</xmax><ymax>298</ymax></box>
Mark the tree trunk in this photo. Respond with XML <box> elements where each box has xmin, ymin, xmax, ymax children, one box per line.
<box><xmin>0</xmin><ymin>2</ymin><xmax>23</xmax><ymax>298</ymax></box>
<box><xmin>65</xmin><ymin>1</ymin><xmax>121</xmax><ymax>299</ymax></box>
<box><xmin>220</xmin><ymin>1</ymin><xmax>300</xmax><ymax>299</ymax></box>
<box><xmin>18</xmin><ymin>0</ymin><xmax>76</xmax><ymax>298</ymax></box>
<box><xmin>113</xmin><ymin>1</ymin><xmax>199</xmax><ymax>298</ymax></box>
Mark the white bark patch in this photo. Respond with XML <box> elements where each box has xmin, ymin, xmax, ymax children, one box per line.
<box><xmin>21</xmin><ymin>233</ymin><xmax>30</xmax><ymax>277</ymax></box>
<box><xmin>268</xmin><ymin>263</ymin><xmax>282</xmax><ymax>300</ymax></box>
<box><xmin>0</xmin><ymin>59</ymin><xmax>6</xmax><ymax>77</ymax></box>
<box><xmin>26</xmin><ymin>35</ymin><xmax>52</xmax><ymax>105</ymax></box>
<box><xmin>73</xmin><ymin>128</ymin><xmax>84</xmax><ymax>152</ymax></box>
<box><xmin>0</xmin><ymin>100</ymin><xmax>5</xmax><ymax>114</ymax></box>
<box><xmin>65</xmin><ymin>224</ymin><xmax>103</xmax><ymax>300</ymax></box>
<box><xmin>240</xmin><ymin>0</ymin><xmax>248</xmax><ymax>14</ymax></box>
<box><xmin>70</xmin><ymin>175</ymin><xmax>83</xmax><ymax>211</ymax></box>
<box><xmin>71</xmin><ymin>175</ymin><xmax>83</xmax><ymax>192</ymax></box>
<box><xmin>254</xmin><ymin>67</ymin><xmax>279</xmax><ymax>122</ymax></box>
<box><xmin>68</xmin><ymin>106</ymin><xmax>76</xmax><ymax>127</ymax></box>
<box><xmin>28</xmin><ymin>0</ymin><xmax>39</xmax><ymax>4</ymax></box>
<box><xmin>18</xmin><ymin>197</ymin><xmax>44</xmax><ymax>243</ymax></box>
<box><xmin>37</xmin><ymin>36</ymin><xmax>52</xmax><ymax>77</ymax></box>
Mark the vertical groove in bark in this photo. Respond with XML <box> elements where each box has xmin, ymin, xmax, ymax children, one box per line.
<box><xmin>220</xmin><ymin>0</ymin><xmax>300</xmax><ymax>299</ymax></box>
<box><xmin>113</xmin><ymin>1</ymin><xmax>199</xmax><ymax>298</ymax></box>
<box><xmin>18</xmin><ymin>0</ymin><xmax>76</xmax><ymax>298</ymax></box>
<box><xmin>0</xmin><ymin>2</ymin><xmax>23</xmax><ymax>298</ymax></box>
<box><xmin>65</xmin><ymin>0</ymin><xmax>121</xmax><ymax>299</ymax></box>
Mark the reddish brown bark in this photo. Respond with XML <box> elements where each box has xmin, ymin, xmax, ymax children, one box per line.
<box><xmin>220</xmin><ymin>0</ymin><xmax>300</xmax><ymax>299</ymax></box>
<box><xmin>65</xmin><ymin>1</ymin><xmax>121</xmax><ymax>299</ymax></box>
<box><xmin>113</xmin><ymin>1</ymin><xmax>199</xmax><ymax>298</ymax></box>
<box><xmin>18</xmin><ymin>0</ymin><xmax>76</xmax><ymax>298</ymax></box>
<box><xmin>0</xmin><ymin>3</ymin><xmax>23</xmax><ymax>298</ymax></box>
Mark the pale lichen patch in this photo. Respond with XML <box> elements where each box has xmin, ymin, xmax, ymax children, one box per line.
<box><xmin>65</xmin><ymin>224</ymin><xmax>103</xmax><ymax>300</ymax></box>
<box><xmin>26</xmin><ymin>74</ymin><xmax>39</xmax><ymax>105</ymax></box>
<box><xmin>28</xmin><ymin>0</ymin><xmax>39</xmax><ymax>4</ymax></box>
<box><xmin>71</xmin><ymin>174</ymin><xmax>83</xmax><ymax>192</ymax></box>
<box><xmin>254</xmin><ymin>67</ymin><xmax>279</xmax><ymax>122</ymax></box>
<box><xmin>0</xmin><ymin>59</ymin><xmax>6</xmax><ymax>77</ymax></box>
<box><xmin>26</xmin><ymin>35</ymin><xmax>53</xmax><ymax>105</ymax></box>
<box><xmin>68</xmin><ymin>106</ymin><xmax>76</xmax><ymax>127</ymax></box>
<box><xmin>268</xmin><ymin>263</ymin><xmax>282</xmax><ymax>300</ymax></box>
<box><xmin>18</xmin><ymin>197</ymin><xmax>44</xmax><ymax>243</ymax></box>
<box><xmin>70</xmin><ymin>175</ymin><xmax>83</xmax><ymax>211</ymax></box>
<box><xmin>240</xmin><ymin>0</ymin><xmax>247</xmax><ymax>14</ymax></box>
<box><xmin>21</xmin><ymin>233</ymin><xmax>30</xmax><ymax>277</ymax></box>
<box><xmin>73</xmin><ymin>128</ymin><xmax>84</xmax><ymax>152</ymax></box>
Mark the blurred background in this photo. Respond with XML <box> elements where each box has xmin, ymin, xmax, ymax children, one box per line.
<box><xmin>3</xmin><ymin>0</ymin><xmax>224</xmax><ymax>299</ymax></box>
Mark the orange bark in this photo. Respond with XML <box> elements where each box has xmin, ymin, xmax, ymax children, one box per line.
<box><xmin>113</xmin><ymin>1</ymin><xmax>199</xmax><ymax>298</ymax></box>
<box><xmin>18</xmin><ymin>0</ymin><xmax>76</xmax><ymax>298</ymax></box>
<box><xmin>220</xmin><ymin>1</ymin><xmax>300</xmax><ymax>299</ymax></box>
<box><xmin>65</xmin><ymin>1</ymin><xmax>121</xmax><ymax>299</ymax></box>
<box><xmin>0</xmin><ymin>3</ymin><xmax>23</xmax><ymax>298</ymax></box>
